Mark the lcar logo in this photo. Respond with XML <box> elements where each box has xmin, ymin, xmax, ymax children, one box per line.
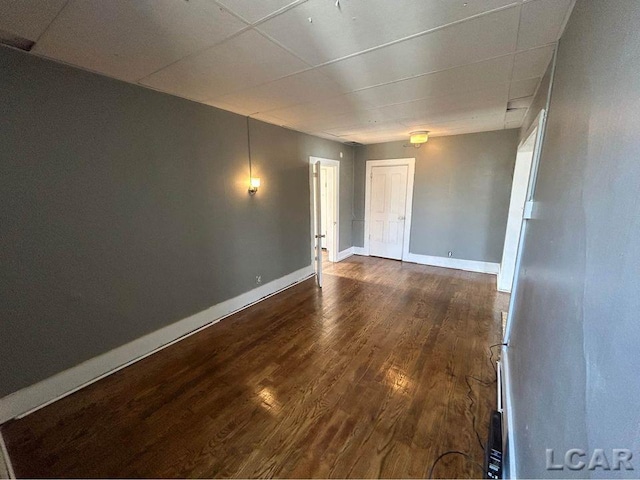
<box><xmin>546</xmin><ymin>449</ymin><xmax>634</xmax><ymax>471</ymax></box>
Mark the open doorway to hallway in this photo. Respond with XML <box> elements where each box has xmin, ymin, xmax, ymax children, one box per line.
<box><xmin>310</xmin><ymin>157</ymin><xmax>340</xmax><ymax>286</ymax></box>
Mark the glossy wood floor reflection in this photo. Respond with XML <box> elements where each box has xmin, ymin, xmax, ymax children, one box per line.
<box><xmin>3</xmin><ymin>256</ymin><xmax>508</xmax><ymax>478</ymax></box>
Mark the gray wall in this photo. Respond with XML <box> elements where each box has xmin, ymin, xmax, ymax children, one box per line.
<box><xmin>0</xmin><ymin>46</ymin><xmax>352</xmax><ymax>397</ymax></box>
<box><xmin>353</xmin><ymin>130</ymin><xmax>519</xmax><ymax>263</ymax></box>
<box><xmin>507</xmin><ymin>1</ymin><xmax>640</xmax><ymax>477</ymax></box>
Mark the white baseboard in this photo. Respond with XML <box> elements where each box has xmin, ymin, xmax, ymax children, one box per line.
<box><xmin>497</xmin><ymin>270</ymin><xmax>514</xmax><ymax>293</ymax></box>
<box><xmin>353</xmin><ymin>246</ymin><xmax>368</xmax><ymax>256</ymax></box>
<box><xmin>0</xmin><ymin>265</ymin><xmax>315</xmax><ymax>424</ymax></box>
<box><xmin>336</xmin><ymin>247</ymin><xmax>354</xmax><ymax>262</ymax></box>
<box><xmin>403</xmin><ymin>252</ymin><xmax>500</xmax><ymax>275</ymax></box>
<box><xmin>501</xmin><ymin>349</ymin><xmax>517</xmax><ymax>479</ymax></box>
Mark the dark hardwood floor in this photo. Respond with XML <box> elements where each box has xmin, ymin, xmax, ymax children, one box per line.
<box><xmin>2</xmin><ymin>256</ymin><xmax>508</xmax><ymax>478</ymax></box>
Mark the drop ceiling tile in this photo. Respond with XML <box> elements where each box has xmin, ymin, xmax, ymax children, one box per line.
<box><xmin>432</xmin><ymin>122</ymin><xmax>507</xmax><ymax>137</ymax></box>
<box><xmin>517</xmin><ymin>0</ymin><xmax>574</xmax><ymax>50</ymax></box>
<box><xmin>403</xmin><ymin>113</ymin><xmax>507</xmax><ymax>132</ymax></box>
<box><xmin>34</xmin><ymin>0</ymin><xmax>248</xmax><ymax>81</ymax></box>
<box><xmin>505</xmin><ymin>108</ymin><xmax>526</xmax><ymax>123</ymax></box>
<box><xmin>400</xmin><ymin>105</ymin><xmax>509</xmax><ymax>129</ymax></box>
<box><xmin>212</xmin><ymin>68</ymin><xmax>347</xmax><ymax>114</ymax></box>
<box><xmin>317</xmin><ymin>6</ymin><xmax>520</xmax><ymax>92</ymax></box>
<box><xmin>509</xmin><ymin>76</ymin><xmax>540</xmax><ymax>99</ymax></box>
<box><xmin>511</xmin><ymin>44</ymin><xmax>554</xmax><ymax>81</ymax></box>
<box><xmin>293</xmin><ymin>83</ymin><xmax>509</xmax><ymax>133</ymax></box>
<box><xmin>307</xmin><ymin>131</ymin><xmax>345</xmax><ymax>142</ymax></box>
<box><xmin>250</xmin><ymin>112</ymin><xmax>290</xmax><ymax>127</ymax></box>
<box><xmin>216</xmin><ymin>0</ymin><xmax>304</xmax><ymax>24</ymax></box>
<box><xmin>291</xmin><ymin>108</ymin><xmax>391</xmax><ymax>133</ymax></box>
<box><xmin>258</xmin><ymin>0</ymin><xmax>515</xmax><ymax>66</ymax></box>
<box><xmin>325</xmin><ymin>120</ymin><xmax>407</xmax><ymax>137</ymax></box>
<box><xmin>141</xmin><ymin>30</ymin><xmax>309</xmax><ymax>101</ymax></box>
<box><xmin>0</xmin><ymin>0</ymin><xmax>67</xmax><ymax>41</ymax></box>
<box><xmin>508</xmin><ymin>96</ymin><xmax>533</xmax><ymax>109</ymax></box>
<box><xmin>262</xmin><ymin>93</ymin><xmax>376</xmax><ymax>124</ymax></box>
<box><xmin>505</xmin><ymin>120</ymin><xmax>523</xmax><ymax>129</ymax></box>
<box><xmin>348</xmin><ymin>55</ymin><xmax>513</xmax><ymax>109</ymax></box>
<box><xmin>346</xmin><ymin>132</ymin><xmax>409</xmax><ymax>144</ymax></box>
<box><xmin>376</xmin><ymin>83</ymin><xmax>509</xmax><ymax>124</ymax></box>
<box><xmin>203</xmin><ymin>99</ymin><xmax>256</xmax><ymax>117</ymax></box>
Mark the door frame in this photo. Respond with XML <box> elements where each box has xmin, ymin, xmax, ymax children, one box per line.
<box><xmin>503</xmin><ymin>109</ymin><xmax>546</xmax><ymax>344</ymax></box>
<box><xmin>364</xmin><ymin>158</ymin><xmax>415</xmax><ymax>260</ymax></box>
<box><xmin>497</xmin><ymin>124</ymin><xmax>539</xmax><ymax>293</ymax></box>
<box><xmin>309</xmin><ymin>156</ymin><xmax>340</xmax><ymax>264</ymax></box>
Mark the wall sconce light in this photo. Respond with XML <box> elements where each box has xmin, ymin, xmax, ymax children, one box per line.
<box><xmin>409</xmin><ymin>131</ymin><xmax>429</xmax><ymax>148</ymax></box>
<box><xmin>249</xmin><ymin>177</ymin><xmax>261</xmax><ymax>195</ymax></box>
<box><xmin>246</xmin><ymin>116</ymin><xmax>261</xmax><ymax>196</ymax></box>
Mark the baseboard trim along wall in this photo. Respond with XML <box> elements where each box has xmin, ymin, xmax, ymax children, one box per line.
<box><xmin>354</xmin><ymin>249</ymin><xmax>499</xmax><ymax>275</ymax></box>
<box><xmin>0</xmin><ymin>265</ymin><xmax>315</xmax><ymax>425</ymax></box>
<box><xmin>403</xmin><ymin>252</ymin><xmax>500</xmax><ymax>274</ymax></box>
<box><xmin>501</xmin><ymin>349</ymin><xmax>518</xmax><ymax>479</ymax></box>
<box><xmin>336</xmin><ymin>247</ymin><xmax>354</xmax><ymax>262</ymax></box>
<box><xmin>353</xmin><ymin>246</ymin><xmax>367</xmax><ymax>256</ymax></box>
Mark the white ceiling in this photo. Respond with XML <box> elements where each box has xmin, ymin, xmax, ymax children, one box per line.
<box><xmin>0</xmin><ymin>0</ymin><xmax>574</xmax><ymax>144</ymax></box>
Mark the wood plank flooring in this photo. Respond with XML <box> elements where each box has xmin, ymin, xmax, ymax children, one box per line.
<box><xmin>2</xmin><ymin>256</ymin><xmax>508</xmax><ymax>478</ymax></box>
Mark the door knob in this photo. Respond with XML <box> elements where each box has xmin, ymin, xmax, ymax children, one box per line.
<box><xmin>398</xmin><ymin>216</ymin><xmax>405</xmax><ymax>220</ymax></box>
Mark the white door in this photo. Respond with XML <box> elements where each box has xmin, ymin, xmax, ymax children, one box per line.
<box><xmin>369</xmin><ymin>165</ymin><xmax>409</xmax><ymax>260</ymax></box>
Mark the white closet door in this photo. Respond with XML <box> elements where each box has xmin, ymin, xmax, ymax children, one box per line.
<box><xmin>369</xmin><ymin>165</ymin><xmax>408</xmax><ymax>260</ymax></box>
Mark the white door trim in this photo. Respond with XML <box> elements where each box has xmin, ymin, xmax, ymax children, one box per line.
<box><xmin>309</xmin><ymin>157</ymin><xmax>340</xmax><ymax>264</ymax></box>
<box><xmin>497</xmin><ymin>125</ymin><xmax>539</xmax><ymax>293</ymax></box>
<box><xmin>503</xmin><ymin>109</ymin><xmax>547</xmax><ymax>344</ymax></box>
<box><xmin>364</xmin><ymin>158</ymin><xmax>415</xmax><ymax>260</ymax></box>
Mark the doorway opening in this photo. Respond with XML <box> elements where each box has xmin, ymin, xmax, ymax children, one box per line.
<box><xmin>310</xmin><ymin>157</ymin><xmax>340</xmax><ymax>287</ymax></box>
<box><xmin>364</xmin><ymin>158</ymin><xmax>415</xmax><ymax>261</ymax></box>
<box><xmin>498</xmin><ymin>111</ymin><xmax>545</xmax><ymax>293</ymax></box>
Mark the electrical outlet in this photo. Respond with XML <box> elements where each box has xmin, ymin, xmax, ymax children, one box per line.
<box><xmin>255</xmin><ymin>275</ymin><xmax>262</xmax><ymax>285</ymax></box>
<box><xmin>448</xmin><ymin>251</ymin><xmax>453</xmax><ymax>258</ymax></box>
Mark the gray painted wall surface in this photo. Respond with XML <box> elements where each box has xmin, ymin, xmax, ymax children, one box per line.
<box><xmin>507</xmin><ymin>1</ymin><xmax>640</xmax><ymax>477</ymax></box>
<box><xmin>353</xmin><ymin>130</ymin><xmax>518</xmax><ymax>263</ymax></box>
<box><xmin>0</xmin><ymin>47</ymin><xmax>352</xmax><ymax>397</ymax></box>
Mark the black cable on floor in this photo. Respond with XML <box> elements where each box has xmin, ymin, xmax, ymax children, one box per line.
<box><xmin>488</xmin><ymin>342</ymin><xmax>507</xmax><ymax>376</ymax></box>
<box><xmin>427</xmin><ymin>450</ymin><xmax>484</xmax><ymax>479</ymax></box>
<box><xmin>430</xmin><ymin>342</ymin><xmax>508</xmax><ymax>477</ymax></box>
<box><xmin>463</xmin><ymin>342</ymin><xmax>509</xmax><ymax>455</ymax></box>
<box><xmin>465</xmin><ymin>374</ymin><xmax>491</xmax><ymax>451</ymax></box>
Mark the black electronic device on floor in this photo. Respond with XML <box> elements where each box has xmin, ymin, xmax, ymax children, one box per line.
<box><xmin>484</xmin><ymin>410</ymin><xmax>503</xmax><ymax>479</ymax></box>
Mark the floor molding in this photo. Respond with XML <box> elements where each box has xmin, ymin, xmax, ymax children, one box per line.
<box><xmin>336</xmin><ymin>247</ymin><xmax>354</xmax><ymax>262</ymax></box>
<box><xmin>403</xmin><ymin>252</ymin><xmax>500</xmax><ymax>275</ymax></box>
<box><xmin>353</xmin><ymin>246</ymin><xmax>368</xmax><ymax>256</ymax></box>
<box><xmin>0</xmin><ymin>265</ymin><xmax>315</xmax><ymax>425</ymax></box>
<box><xmin>0</xmin><ymin>431</ymin><xmax>15</xmax><ymax>479</ymax></box>
<box><xmin>502</xmin><ymin>349</ymin><xmax>518</xmax><ymax>479</ymax></box>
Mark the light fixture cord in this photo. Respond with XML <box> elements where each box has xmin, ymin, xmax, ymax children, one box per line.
<box><xmin>246</xmin><ymin>116</ymin><xmax>252</xmax><ymax>180</ymax></box>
